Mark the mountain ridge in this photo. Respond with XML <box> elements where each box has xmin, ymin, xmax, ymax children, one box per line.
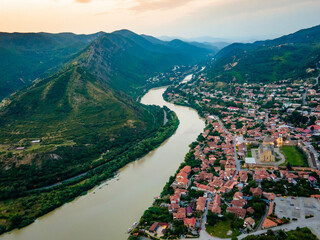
<box><xmin>208</xmin><ymin>24</ymin><xmax>320</xmax><ymax>84</ymax></box>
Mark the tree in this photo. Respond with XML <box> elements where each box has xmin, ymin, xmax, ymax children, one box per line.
<box><xmin>10</xmin><ymin>215</ymin><xmax>22</xmax><ymax>228</ymax></box>
<box><xmin>287</xmin><ymin>162</ymin><xmax>292</xmax><ymax>171</ymax></box>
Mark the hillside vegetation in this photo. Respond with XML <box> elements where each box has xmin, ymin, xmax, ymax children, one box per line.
<box><xmin>0</xmin><ymin>32</ymin><xmax>104</xmax><ymax>99</ymax></box>
<box><xmin>79</xmin><ymin>29</ymin><xmax>214</xmax><ymax>97</ymax></box>
<box><xmin>0</xmin><ymin>30</ymin><xmax>213</xmax><ymax>199</ymax></box>
<box><xmin>207</xmin><ymin>25</ymin><xmax>320</xmax><ymax>83</ymax></box>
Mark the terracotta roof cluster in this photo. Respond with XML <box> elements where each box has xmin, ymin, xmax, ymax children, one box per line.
<box><xmin>211</xmin><ymin>194</ymin><xmax>221</xmax><ymax>214</ymax></box>
<box><xmin>280</xmin><ymin>170</ymin><xmax>298</xmax><ymax>183</ymax></box>
<box><xmin>254</xmin><ymin>170</ymin><xmax>271</xmax><ymax>181</ymax></box>
<box><xmin>172</xmin><ymin>166</ymin><xmax>191</xmax><ymax>189</ymax></box>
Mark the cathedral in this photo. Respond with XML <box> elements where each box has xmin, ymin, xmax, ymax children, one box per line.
<box><xmin>259</xmin><ymin>136</ymin><xmax>276</xmax><ymax>162</ymax></box>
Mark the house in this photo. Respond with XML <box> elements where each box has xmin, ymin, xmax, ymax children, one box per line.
<box><xmin>297</xmin><ymin>171</ymin><xmax>309</xmax><ymax>179</ymax></box>
<box><xmin>262</xmin><ymin>218</ymin><xmax>277</xmax><ymax>229</ymax></box>
<box><xmin>168</xmin><ymin>203</ymin><xmax>179</xmax><ymax>213</ymax></box>
<box><xmin>184</xmin><ymin>217</ymin><xmax>196</xmax><ymax>229</ymax></box>
<box><xmin>213</xmin><ymin>194</ymin><xmax>221</xmax><ymax>206</ymax></box>
<box><xmin>196</xmin><ymin>197</ymin><xmax>207</xmax><ymax>212</ymax></box>
<box><xmin>244</xmin><ymin>217</ymin><xmax>255</xmax><ymax>229</ymax></box>
<box><xmin>196</xmin><ymin>183</ymin><xmax>214</xmax><ymax>193</ymax></box>
<box><xmin>149</xmin><ymin>222</ymin><xmax>159</xmax><ymax>232</ymax></box>
<box><xmin>250</xmin><ymin>187</ymin><xmax>263</xmax><ymax>197</ymax></box>
<box><xmin>173</xmin><ymin>208</ymin><xmax>186</xmax><ymax>220</ymax></box>
<box><xmin>186</xmin><ymin>206</ymin><xmax>193</xmax><ymax>217</ymax></box>
<box><xmin>176</xmin><ymin>177</ymin><xmax>190</xmax><ymax>189</ymax></box>
<box><xmin>246</xmin><ymin>207</ymin><xmax>255</xmax><ymax>214</ymax></box>
<box><xmin>231</xmin><ymin>199</ymin><xmax>247</xmax><ymax>208</ymax></box>
<box><xmin>309</xmin><ymin>176</ymin><xmax>318</xmax><ymax>184</ymax></box>
<box><xmin>181</xmin><ymin>165</ymin><xmax>192</xmax><ymax>176</ymax></box>
<box><xmin>239</xmin><ymin>171</ymin><xmax>248</xmax><ymax>183</ymax></box>
<box><xmin>308</xmin><ymin>125</ymin><xmax>320</xmax><ymax>133</ymax></box>
<box><xmin>226</xmin><ymin>207</ymin><xmax>246</xmax><ymax>219</ymax></box>
<box><xmin>211</xmin><ymin>206</ymin><xmax>221</xmax><ymax>214</ymax></box>
<box><xmin>233</xmin><ymin>191</ymin><xmax>243</xmax><ymax>200</ymax></box>
<box><xmin>170</xmin><ymin>195</ymin><xmax>180</xmax><ymax>204</ymax></box>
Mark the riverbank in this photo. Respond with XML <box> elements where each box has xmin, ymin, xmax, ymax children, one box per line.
<box><xmin>1</xmin><ymin>86</ymin><xmax>205</xmax><ymax>240</ymax></box>
<box><xmin>0</xmin><ymin>108</ymin><xmax>179</xmax><ymax>236</ymax></box>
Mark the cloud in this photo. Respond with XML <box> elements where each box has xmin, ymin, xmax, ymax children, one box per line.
<box><xmin>130</xmin><ymin>0</ymin><xmax>195</xmax><ymax>12</ymax></box>
<box><xmin>75</xmin><ymin>0</ymin><xmax>91</xmax><ymax>3</ymax></box>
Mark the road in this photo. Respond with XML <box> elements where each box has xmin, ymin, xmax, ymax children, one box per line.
<box><xmin>264</xmin><ymin>112</ymin><xmax>269</xmax><ymax>124</ymax></box>
<box><xmin>303</xmin><ymin>89</ymin><xmax>307</xmax><ymax>105</ymax></box>
<box><xmin>237</xmin><ymin>217</ymin><xmax>320</xmax><ymax>239</ymax></box>
<box><xmin>256</xmin><ymin>204</ymin><xmax>269</xmax><ymax>231</ymax></box>
<box><xmin>193</xmin><ymin>205</ymin><xmax>320</xmax><ymax>240</ymax></box>
<box><xmin>274</xmin><ymin>148</ymin><xmax>285</xmax><ymax>165</ymax></box>
<box><xmin>303</xmin><ymin>141</ymin><xmax>320</xmax><ymax>170</ymax></box>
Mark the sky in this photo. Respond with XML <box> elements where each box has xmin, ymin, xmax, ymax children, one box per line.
<box><xmin>1</xmin><ymin>0</ymin><xmax>320</xmax><ymax>42</ymax></box>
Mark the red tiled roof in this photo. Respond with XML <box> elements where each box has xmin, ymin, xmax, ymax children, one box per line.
<box><xmin>262</xmin><ymin>218</ymin><xmax>277</xmax><ymax>229</ymax></box>
<box><xmin>184</xmin><ymin>217</ymin><xmax>196</xmax><ymax>228</ymax></box>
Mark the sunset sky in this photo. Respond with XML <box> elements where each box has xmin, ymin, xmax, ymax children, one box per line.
<box><xmin>1</xmin><ymin>0</ymin><xmax>320</xmax><ymax>41</ymax></box>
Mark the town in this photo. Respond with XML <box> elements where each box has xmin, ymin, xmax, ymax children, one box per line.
<box><xmin>129</xmin><ymin>65</ymin><xmax>320</xmax><ymax>239</ymax></box>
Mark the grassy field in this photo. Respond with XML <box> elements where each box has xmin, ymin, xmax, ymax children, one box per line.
<box><xmin>280</xmin><ymin>145</ymin><xmax>308</xmax><ymax>167</ymax></box>
<box><xmin>246</xmin><ymin>143</ymin><xmax>255</xmax><ymax>157</ymax></box>
<box><xmin>206</xmin><ymin>220</ymin><xmax>240</xmax><ymax>238</ymax></box>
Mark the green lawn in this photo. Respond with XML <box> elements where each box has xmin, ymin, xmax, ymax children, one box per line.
<box><xmin>246</xmin><ymin>144</ymin><xmax>256</xmax><ymax>157</ymax></box>
<box><xmin>206</xmin><ymin>220</ymin><xmax>240</xmax><ymax>238</ymax></box>
<box><xmin>280</xmin><ymin>145</ymin><xmax>308</xmax><ymax>167</ymax></box>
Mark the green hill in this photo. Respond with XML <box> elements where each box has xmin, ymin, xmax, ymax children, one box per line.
<box><xmin>207</xmin><ymin>24</ymin><xmax>320</xmax><ymax>83</ymax></box>
<box><xmin>0</xmin><ymin>30</ymin><xmax>212</xmax><ymax>198</ymax></box>
<box><xmin>0</xmin><ymin>64</ymin><xmax>164</xmax><ymax>195</ymax></box>
<box><xmin>0</xmin><ymin>31</ymin><xmax>104</xmax><ymax>99</ymax></box>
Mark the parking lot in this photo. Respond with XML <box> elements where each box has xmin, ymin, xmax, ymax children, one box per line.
<box><xmin>274</xmin><ymin>196</ymin><xmax>320</xmax><ymax>220</ymax></box>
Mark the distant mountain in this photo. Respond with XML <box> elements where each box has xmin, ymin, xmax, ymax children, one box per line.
<box><xmin>158</xmin><ymin>35</ymin><xmax>230</xmax><ymax>50</ymax></box>
<box><xmin>207</xmin><ymin>25</ymin><xmax>320</xmax><ymax>83</ymax></box>
<box><xmin>78</xmin><ymin>29</ymin><xmax>214</xmax><ymax>97</ymax></box>
<box><xmin>0</xmin><ymin>31</ymin><xmax>104</xmax><ymax>99</ymax></box>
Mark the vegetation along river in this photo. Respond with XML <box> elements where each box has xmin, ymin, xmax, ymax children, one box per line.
<box><xmin>1</xmin><ymin>85</ymin><xmax>205</xmax><ymax>240</ymax></box>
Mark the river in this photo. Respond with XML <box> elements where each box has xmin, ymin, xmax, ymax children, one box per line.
<box><xmin>1</xmin><ymin>86</ymin><xmax>205</xmax><ymax>240</ymax></box>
